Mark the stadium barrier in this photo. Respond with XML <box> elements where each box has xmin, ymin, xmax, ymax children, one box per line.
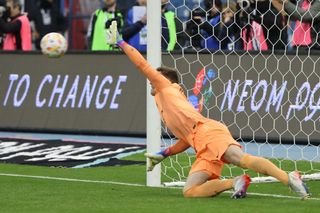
<box><xmin>0</xmin><ymin>52</ymin><xmax>146</xmax><ymax>136</ymax></box>
<box><xmin>0</xmin><ymin>51</ymin><xmax>319</xmax><ymax>146</ymax></box>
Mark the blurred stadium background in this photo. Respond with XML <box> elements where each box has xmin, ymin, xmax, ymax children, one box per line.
<box><xmin>24</xmin><ymin>0</ymin><xmax>201</xmax><ymax>49</ymax></box>
<box><xmin>24</xmin><ymin>0</ymin><xmax>237</xmax><ymax>49</ymax></box>
<box><xmin>0</xmin><ymin>0</ymin><xmax>319</xmax><ymax>211</ymax></box>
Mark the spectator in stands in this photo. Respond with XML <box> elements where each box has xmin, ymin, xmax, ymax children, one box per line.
<box><xmin>237</xmin><ymin>2</ymin><xmax>267</xmax><ymax>51</ymax></box>
<box><xmin>0</xmin><ymin>0</ymin><xmax>32</xmax><ymax>51</ymax></box>
<box><xmin>122</xmin><ymin>0</ymin><xmax>181</xmax><ymax>52</ymax></box>
<box><xmin>122</xmin><ymin>0</ymin><xmax>146</xmax><ymax>51</ymax></box>
<box><xmin>161</xmin><ymin>0</ymin><xmax>182</xmax><ymax>51</ymax></box>
<box><xmin>238</xmin><ymin>0</ymin><xmax>288</xmax><ymax>51</ymax></box>
<box><xmin>219</xmin><ymin>2</ymin><xmax>242</xmax><ymax>50</ymax></box>
<box><xmin>186</xmin><ymin>0</ymin><xmax>222</xmax><ymax>50</ymax></box>
<box><xmin>202</xmin><ymin>0</ymin><xmax>222</xmax><ymax>50</ymax></box>
<box><xmin>87</xmin><ymin>0</ymin><xmax>124</xmax><ymax>51</ymax></box>
<box><xmin>272</xmin><ymin>0</ymin><xmax>320</xmax><ymax>49</ymax></box>
<box><xmin>0</xmin><ymin>0</ymin><xmax>7</xmax><ymax>48</ymax></box>
<box><xmin>28</xmin><ymin>0</ymin><xmax>67</xmax><ymax>50</ymax></box>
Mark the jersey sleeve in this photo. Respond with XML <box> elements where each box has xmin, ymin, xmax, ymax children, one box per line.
<box><xmin>167</xmin><ymin>139</ymin><xmax>190</xmax><ymax>155</ymax></box>
<box><xmin>118</xmin><ymin>41</ymin><xmax>171</xmax><ymax>91</ymax></box>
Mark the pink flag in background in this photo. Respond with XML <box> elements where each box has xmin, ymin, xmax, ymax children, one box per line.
<box><xmin>242</xmin><ymin>21</ymin><xmax>268</xmax><ymax>51</ymax></box>
<box><xmin>292</xmin><ymin>0</ymin><xmax>312</xmax><ymax>47</ymax></box>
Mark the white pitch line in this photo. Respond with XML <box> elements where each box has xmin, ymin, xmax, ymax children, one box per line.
<box><xmin>244</xmin><ymin>192</ymin><xmax>318</xmax><ymax>200</ymax></box>
<box><xmin>0</xmin><ymin>173</ymin><xmax>145</xmax><ymax>187</ymax></box>
<box><xmin>0</xmin><ymin>173</ymin><xmax>319</xmax><ymax>201</ymax></box>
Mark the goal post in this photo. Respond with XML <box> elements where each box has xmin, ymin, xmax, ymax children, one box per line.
<box><xmin>146</xmin><ymin>0</ymin><xmax>162</xmax><ymax>187</ymax></box>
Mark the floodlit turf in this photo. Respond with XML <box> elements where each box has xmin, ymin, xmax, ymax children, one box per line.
<box><xmin>0</xmin><ymin>153</ymin><xmax>319</xmax><ymax>213</ymax></box>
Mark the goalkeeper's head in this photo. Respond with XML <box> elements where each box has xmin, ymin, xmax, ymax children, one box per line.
<box><xmin>150</xmin><ymin>66</ymin><xmax>180</xmax><ymax>96</ymax></box>
<box><xmin>156</xmin><ymin>66</ymin><xmax>180</xmax><ymax>84</ymax></box>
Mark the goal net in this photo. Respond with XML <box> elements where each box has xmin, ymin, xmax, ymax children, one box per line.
<box><xmin>157</xmin><ymin>0</ymin><xmax>320</xmax><ymax>186</ymax></box>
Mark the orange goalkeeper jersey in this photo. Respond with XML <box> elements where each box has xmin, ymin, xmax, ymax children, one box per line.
<box><xmin>120</xmin><ymin>42</ymin><xmax>210</xmax><ymax>146</ymax></box>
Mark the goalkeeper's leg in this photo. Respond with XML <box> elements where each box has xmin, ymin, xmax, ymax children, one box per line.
<box><xmin>183</xmin><ymin>171</ymin><xmax>234</xmax><ymax>198</ymax></box>
<box><xmin>223</xmin><ymin>145</ymin><xmax>289</xmax><ymax>185</ymax></box>
<box><xmin>223</xmin><ymin>145</ymin><xmax>310</xmax><ymax>199</ymax></box>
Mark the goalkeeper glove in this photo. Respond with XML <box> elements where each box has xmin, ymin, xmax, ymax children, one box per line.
<box><xmin>106</xmin><ymin>20</ymin><xmax>123</xmax><ymax>45</ymax></box>
<box><xmin>144</xmin><ymin>150</ymin><xmax>169</xmax><ymax>172</ymax></box>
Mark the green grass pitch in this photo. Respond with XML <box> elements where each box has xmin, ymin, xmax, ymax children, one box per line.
<box><xmin>0</xmin><ymin>153</ymin><xmax>319</xmax><ymax>213</ymax></box>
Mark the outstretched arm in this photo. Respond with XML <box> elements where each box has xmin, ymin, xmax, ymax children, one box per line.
<box><xmin>145</xmin><ymin>139</ymin><xmax>190</xmax><ymax>171</ymax></box>
<box><xmin>107</xmin><ymin>21</ymin><xmax>171</xmax><ymax>91</ymax></box>
<box><xmin>117</xmin><ymin>41</ymin><xmax>172</xmax><ymax>91</ymax></box>
<box><xmin>165</xmin><ymin>139</ymin><xmax>190</xmax><ymax>155</ymax></box>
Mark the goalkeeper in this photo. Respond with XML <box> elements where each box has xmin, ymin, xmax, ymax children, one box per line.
<box><xmin>107</xmin><ymin>21</ymin><xmax>310</xmax><ymax>199</ymax></box>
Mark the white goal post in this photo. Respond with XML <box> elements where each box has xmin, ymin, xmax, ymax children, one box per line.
<box><xmin>146</xmin><ymin>0</ymin><xmax>162</xmax><ymax>187</ymax></box>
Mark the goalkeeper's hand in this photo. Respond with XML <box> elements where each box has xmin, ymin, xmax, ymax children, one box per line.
<box><xmin>144</xmin><ymin>152</ymin><xmax>166</xmax><ymax>172</ymax></box>
<box><xmin>106</xmin><ymin>20</ymin><xmax>123</xmax><ymax>45</ymax></box>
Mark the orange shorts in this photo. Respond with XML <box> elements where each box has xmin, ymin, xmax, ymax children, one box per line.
<box><xmin>189</xmin><ymin>120</ymin><xmax>241</xmax><ymax>179</ymax></box>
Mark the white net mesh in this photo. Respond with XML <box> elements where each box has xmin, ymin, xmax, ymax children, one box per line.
<box><xmin>160</xmin><ymin>0</ymin><xmax>320</xmax><ymax>184</ymax></box>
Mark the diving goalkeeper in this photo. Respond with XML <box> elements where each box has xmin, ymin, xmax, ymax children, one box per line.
<box><xmin>106</xmin><ymin>21</ymin><xmax>310</xmax><ymax>199</ymax></box>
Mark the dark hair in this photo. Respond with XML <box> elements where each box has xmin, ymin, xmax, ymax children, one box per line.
<box><xmin>156</xmin><ymin>66</ymin><xmax>179</xmax><ymax>83</ymax></box>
